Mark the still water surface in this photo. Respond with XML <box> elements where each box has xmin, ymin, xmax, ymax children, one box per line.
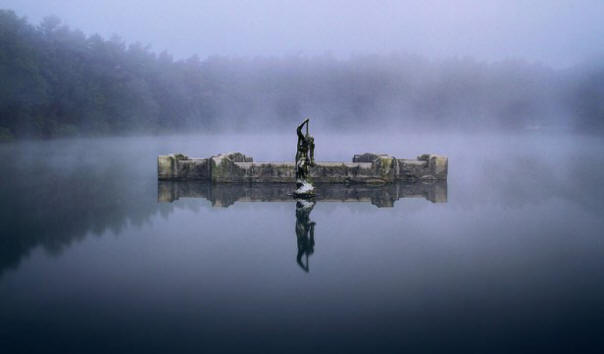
<box><xmin>1</xmin><ymin>133</ymin><xmax>603</xmax><ymax>353</ymax></box>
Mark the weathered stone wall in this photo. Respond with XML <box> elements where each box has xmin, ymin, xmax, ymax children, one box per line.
<box><xmin>397</xmin><ymin>154</ymin><xmax>448</xmax><ymax>181</ymax></box>
<box><xmin>158</xmin><ymin>154</ymin><xmax>211</xmax><ymax>180</ymax></box>
<box><xmin>158</xmin><ymin>152</ymin><xmax>447</xmax><ymax>182</ymax></box>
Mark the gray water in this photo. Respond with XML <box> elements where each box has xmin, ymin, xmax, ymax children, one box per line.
<box><xmin>1</xmin><ymin>133</ymin><xmax>603</xmax><ymax>353</ymax></box>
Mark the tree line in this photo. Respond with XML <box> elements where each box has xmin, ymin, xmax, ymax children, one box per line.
<box><xmin>0</xmin><ymin>9</ymin><xmax>602</xmax><ymax>140</ymax></box>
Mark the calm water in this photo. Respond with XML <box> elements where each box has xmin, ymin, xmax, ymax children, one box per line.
<box><xmin>1</xmin><ymin>133</ymin><xmax>603</xmax><ymax>353</ymax></box>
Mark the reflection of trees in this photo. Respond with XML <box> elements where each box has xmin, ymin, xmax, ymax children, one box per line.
<box><xmin>3</xmin><ymin>136</ymin><xmax>603</xmax><ymax>280</ymax></box>
<box><xmin>295</xmin><ymin>199</ymin><xmax>316</xmax><ymax>272</ymax></box>
<box><xmin>0</xmin><ymin>145</ymin><xmax>166</xmax><ymax>277</ymax></box>
<box><xmin>0</xmin><ymin>144</ymin><xmax>446</xmax><ymax>278</ymax></box>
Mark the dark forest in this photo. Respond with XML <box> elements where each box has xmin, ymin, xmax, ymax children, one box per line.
<box><xmin>1</xmin><ymin>9</ymin><xmax>602</xmax><ymax>140</ymax></box>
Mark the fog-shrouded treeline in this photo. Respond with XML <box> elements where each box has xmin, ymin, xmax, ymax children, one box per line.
<box><xmin>1</xmin><ymin>9</ymin><xmax>603</xmax><ymax>140</ymax></box>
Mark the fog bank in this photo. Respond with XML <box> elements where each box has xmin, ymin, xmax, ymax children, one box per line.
<box><xmin>1</xmin><ymin>9</ymin><xmax>603</xmax><ymax>139</ymax></box>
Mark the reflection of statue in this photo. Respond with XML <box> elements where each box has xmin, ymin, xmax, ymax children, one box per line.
<box><xmin>295</xmin><ymin>199</ymin><xmax>316</xmax><ymax>272</ymax></box>
<box><xmin>294</xmin><ymin>118</ymin><xmax>315</xmax><ymax>196</ymax></box>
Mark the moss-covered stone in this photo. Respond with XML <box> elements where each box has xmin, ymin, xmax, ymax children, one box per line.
<box><xmin>352</xmin><ymin>153</ymin><xmax>388</xmax><ymax>163</ymax></box>
<box><xmin>373</xmin><ymin>155</ymin><xmax>396</xmax><ymax>182</ymax></box>
<box><xmin>157</xmin><ymin>155</ymin><xmax>175</xmax><ymax>179</ymax></box>
<box><xmin>158</xmin><ymin>152</ymin><xmax>447</xmax><ymax>182</ymax></box>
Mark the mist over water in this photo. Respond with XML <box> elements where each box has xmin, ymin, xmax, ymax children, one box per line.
<box><xmin>1</xmin><ymin>133</ymin><xmax>604</xmax><ymax>352</ymax></box>
<box><xmin>1</xmin><ymin>0</ymin><xmax>604</xmax><ymax>352</ymax></box>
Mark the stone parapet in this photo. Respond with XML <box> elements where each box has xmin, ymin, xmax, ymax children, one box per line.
<box><xmin>158</xmin><ymin>152</ymin><xmax>447</xmax><ymax>182</ymax></box>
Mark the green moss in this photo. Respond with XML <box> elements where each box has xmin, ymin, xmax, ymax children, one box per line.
<box><xmin>211</xmin><ymin>155</ymin><xmax>241</xmax><ymax>181</ymax></box>
<box><xmin>376</xmin><ymin>156</ymin><xmax>394</xmax><ymax>180</ymax></box>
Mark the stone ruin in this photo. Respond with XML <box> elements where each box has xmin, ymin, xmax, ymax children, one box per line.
<box><xmin>157</xmin><ymin>152</ymin><xmax>448</xmax><ymax>183</ymax></box>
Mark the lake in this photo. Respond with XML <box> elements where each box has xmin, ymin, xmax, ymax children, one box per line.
<box><xmin>1</xmin><ymin>133</ymin><xmax>603</xmax><ymax>353</ymax></box>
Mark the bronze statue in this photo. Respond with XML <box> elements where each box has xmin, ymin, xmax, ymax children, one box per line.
<box><xmin>294</xmin><ymin>118</ymin><xmax>315</xmax><ymax>196</ymax></box>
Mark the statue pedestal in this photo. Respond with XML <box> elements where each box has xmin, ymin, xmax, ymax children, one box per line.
<box><xmin>294</xmin><ymin>180</ymin><xmax>315</xmax><ymax>197</ymax></box>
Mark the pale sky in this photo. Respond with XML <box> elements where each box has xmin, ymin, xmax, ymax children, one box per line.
<box><xmin>1</xmin><ymin>0</ymin><xmax>603</xmax><ymax>67</ymax></box>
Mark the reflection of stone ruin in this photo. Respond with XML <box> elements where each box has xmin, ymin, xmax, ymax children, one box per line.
<box><xmin>157</xmin><ymin>152</ymin><xmax>448</xmax><ymax>183</ymax></box>
<box><xmin>157</xmin><ymin>181</ymin><xmax>447</xmax><ymax>207</ymax></box>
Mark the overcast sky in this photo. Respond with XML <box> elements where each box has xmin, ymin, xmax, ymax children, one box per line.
<box><xmin>1</xmin><ymin>0</ymin><xmax>603</xmax><ymax>68</ymax></box>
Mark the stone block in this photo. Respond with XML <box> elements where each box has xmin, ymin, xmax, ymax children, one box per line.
<box><xmin>158</xmin><ymin>152</ymin><xmax>447</xmax><ymax>182</ymax></box>
<box><xmin>352</xmin><ymin>153</ymin><xmax>389</xmax><ymax>163</ymax></box>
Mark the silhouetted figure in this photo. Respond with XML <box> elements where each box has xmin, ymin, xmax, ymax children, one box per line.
<box><xmin>294</xmin><ymin>118</ymin><xmax>315</xmax><ymax>196</ymax></box>
<box><xmin>295</xmin><ymin>199</ymin><xmax>316</xmax><ymax>272</ymax></box>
